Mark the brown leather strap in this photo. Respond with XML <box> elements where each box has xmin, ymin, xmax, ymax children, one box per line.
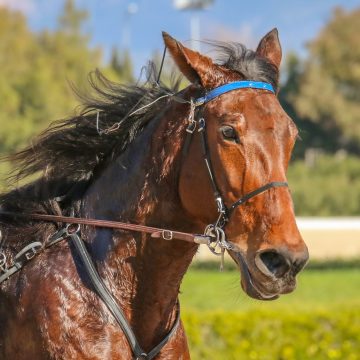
<box><xmin>0</xmin><ymin>211</ymin><xmax>210</xmax><ymax>245</ymax></box>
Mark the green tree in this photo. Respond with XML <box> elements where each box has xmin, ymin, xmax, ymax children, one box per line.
<box><xmin>110</xmin><ymin>47</ymin><xmax>134</xmax><ymax>83</ymax></box>
<box><xmin>279</xmin><ymin>53</ymin><xmax>341</xmax><ymax>158</ymax></box>
<box><xmin>293</xmin><ymin>7</ymin><xmax>360</xmax><ymax>150</ymax></box>
<box><xmin>58</xmin><ymin>0</ymin><xmax>88</xmax><ymax>36</ymax></box>
<box><xmin>0</xmin><ymin>8</ymin><xmax>39</xmax><ymax>152</ymax></box>
<box><xmin>0</xmin><ymin>1</ymin><xmax>102</xmax><ymax>155</ymax></box>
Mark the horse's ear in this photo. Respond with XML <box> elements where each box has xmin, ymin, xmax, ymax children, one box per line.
<box><xmin>162</xmin><ymin>32</ymin><xmax>224</xmax><ymax>88</ymax></box>
<box><xmin>256</xmin><ymin>28</ymin><xmax>282</xmax><ymax>69</ymax></box>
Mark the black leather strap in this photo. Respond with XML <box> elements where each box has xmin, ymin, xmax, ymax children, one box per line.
<box><xmin>70</xmin><ymin>231</ymin><xmax>180</xmax><ymax>360</ymax></box>
<box><xmin>181</xmin><ymin>113</ymin><xmax>289</xmax><ymax>226</ymax></box>
<box><xmin>197</xmin><ymin>118</ymin><xmax>228</xmax><ymax>217</ymax></box>
<box><xmin>229</xmin><ymin>182</ymin><xmax>288</xmax><ymax>214</ymax></box>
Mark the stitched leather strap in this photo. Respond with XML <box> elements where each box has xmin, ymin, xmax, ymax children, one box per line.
<box><xmin>70</xmin><ymin>231</ymin><xmax>180</xmax><ymax>359</ymax></box>
<box><xmin>0</xmin><ymin>211</ymin><xmax>211</xmax><ymax>245</ymax></box>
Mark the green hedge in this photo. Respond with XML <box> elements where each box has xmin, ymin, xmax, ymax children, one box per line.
<box><xmin>182</xmin><ymin>309</ymin><xmax>360</xmax><ymax>360</ymax></box>
<box><xmin>287</xmin><ymin>155</ymin><xmax>360</xmax><ymax>216</ymax></box>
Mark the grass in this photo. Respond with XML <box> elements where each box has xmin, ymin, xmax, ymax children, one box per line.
<box><xmin>179</xmin><ymin>267</ymin><xmax>360</xmax><ymax>359</ymax></box>
<box><xmin>180</xmin><ymin>267</ymin><xmax>360</xmax><ymax>312</ymax></box>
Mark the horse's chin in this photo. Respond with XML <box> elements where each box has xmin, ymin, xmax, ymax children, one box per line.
<box><xmin>230</xmin><ymin>250</ymin><xmax>282</xmax><ymax>301</ymax></box>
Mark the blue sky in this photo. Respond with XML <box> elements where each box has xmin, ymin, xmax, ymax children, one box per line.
<box><xmin>2</xmin><ymin>0</ymin><xmax>359</xmax><ymax>74</ymax></box>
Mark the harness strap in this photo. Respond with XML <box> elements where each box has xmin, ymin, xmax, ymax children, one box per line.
<box><xmin>69</xmin><ymin>230</ymin><xmax>180</xmax><ymax>359</ymax></box>
<box><xmin>0</xmin><ymin>221</ymin><xmax>181</xmax><ymax>359</ymax></box>
<box><xmin>0</xmin><ymin>242</ymin><xmax>43</xmax><ymax>284</ymax></box>
<box><xmin>69</xmin><ymin>231</ymin><xmax>145</xmax><ymax>357</ymax></box>
<box><xmin>0</xmin><ymin>211</ymin><xmax>211</xmax><ymax>245</ymax></box>
<box><xmin>197</xmin><ymin>118</ymin><xmax>228</xmax><ymax>217</ymax></box>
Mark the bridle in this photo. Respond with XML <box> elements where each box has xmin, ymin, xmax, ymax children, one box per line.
<box><xmin>0</xmin><ymin>80</ymin><xmax>288</xmax><ymax>359</ymax></box>
<box><xmin>183</xmin><ymin>80</ymin><xmax>288</xmax><ymax>261</ymax></box>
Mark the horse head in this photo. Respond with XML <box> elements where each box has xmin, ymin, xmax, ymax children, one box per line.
<box><xmin>164</xmin><ymin>29</ymin><xmax>309</xmax><ymax>300</ymax></box>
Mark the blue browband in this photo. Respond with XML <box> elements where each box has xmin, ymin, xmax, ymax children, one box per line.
<box><xmin>194</xmin><ymin>81</ymin><xmax>274</xmax><ymax>107</ymax></box>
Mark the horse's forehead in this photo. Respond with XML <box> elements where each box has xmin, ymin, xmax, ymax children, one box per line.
<box><xmin>210</xmin><ymin>91</ymin><xmax>285</xmax><ymax>127</ymax></box>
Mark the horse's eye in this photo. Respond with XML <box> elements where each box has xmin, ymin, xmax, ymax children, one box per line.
<box><xmin>221</xmin><ymin>125</ymin><xmax>239</xmax><ymax>143</ymax></box>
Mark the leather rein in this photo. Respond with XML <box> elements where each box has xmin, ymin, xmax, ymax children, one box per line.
<box><xmin>0</xmin><ymin>80</ymin><xmax>288</xmax><ymax>360</ymax></box>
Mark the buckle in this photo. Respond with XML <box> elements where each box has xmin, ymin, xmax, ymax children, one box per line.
<box><xmin>0</xmin><ymin>251</ymin><xmax>7</xmax><ymax>272</ymax></box>
<box><xmin>25</xmin><ymin>248</ymin><xmax>38</xmax><ymax>260</ymax></box>
<box><xmin>162</xmin><ymin>230</ymin><xmax>173</xmax><ymax>240</ymax></box>
<box><xmin>215</xmin><ymin>197</ymin><xmax>227</xmax><ymax>214</ymax></box>
<box><xmin>197</xmin><ymin>118</ymin><xmax>205</xmax><ymax>132</ymax></box>
<box><xmin>135</xmin><ymin>353</ymin><xmax>148</xmax><ymax>360</ymax></box>
<box><xmin>186</xmin><ymin>120</ymin><xmax>197</xmax><ymax>134</ymax></box>
<box><xmin>14</xmin><ymin>242</ymin><xmax>43</xmax><ymax>263</ymax></box>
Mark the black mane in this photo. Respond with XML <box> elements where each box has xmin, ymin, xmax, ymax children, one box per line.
<box><xmin>214</xmin><ymin>41</ymin><xmax>279</xmax><ymax>91</ymax></box>
<box><xmin>0</xmin><ymin>65</ymin><xmax>180</xmax><ymax>211</ymax></box>
<box><xmin>0</xmin><ymin>42</ymin><xmax>278</xmax><ymax>216</ymax></box>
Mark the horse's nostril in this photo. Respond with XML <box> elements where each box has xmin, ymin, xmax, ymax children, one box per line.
<box><xmin>259</xmin><ymin>251</ymin><xmax>290</xmax><ymax>278</ymax></box>
<box><xmin>292</xmin><ymin>256</ymin><xmax>308</xmax><ymax>276</ymax></box>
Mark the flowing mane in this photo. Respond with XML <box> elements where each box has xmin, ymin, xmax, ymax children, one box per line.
<box><xmin>0</xmin><ymin>42</ymin><xmax>278</xmax><ymax>223</ymax></box>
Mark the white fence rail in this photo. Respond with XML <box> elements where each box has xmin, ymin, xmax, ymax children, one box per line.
<box><xmin>195</xmin><ymin>217</ymin><xmax>360</xmax><ymax>260</ymax></box>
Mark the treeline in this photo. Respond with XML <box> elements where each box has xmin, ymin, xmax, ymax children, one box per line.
<box><xmin>0</xmin><ymin>0</ymin><xmax>132</xmax><ymax>154</ymax></box>
<box><xmin>0</xmin><ymin>1</ymin><xmax>359</xmax><ymax>215</ymax></box>
<box><xmin>280</xmin><ymin>7</ymin><xmax>360</xmax><ymax>157</ymax></box>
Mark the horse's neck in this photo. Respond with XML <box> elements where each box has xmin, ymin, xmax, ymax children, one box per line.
<box><xmin>80</xmin><ymin>110</ymin><xmax>199</xmax><ymax>349</ymax></box>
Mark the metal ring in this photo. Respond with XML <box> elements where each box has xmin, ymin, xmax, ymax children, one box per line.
<box><xmin>66</xmin><ymin>223</ymin><xmax>81</xmax><ymax>236</ymax></box>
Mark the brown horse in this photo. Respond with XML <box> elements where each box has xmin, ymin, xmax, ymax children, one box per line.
<box><xmin>0</xmin><ymin>29</ymin><xmax>308</xmax><ymax>359</ymax></box>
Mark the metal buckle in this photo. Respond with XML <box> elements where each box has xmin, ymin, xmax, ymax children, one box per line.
<box><xmin>25</xmin><ymin>248</ymin><xmax>37</xmax><ymax>260</ymax></box>
<box><xmin>135</xmin><ymin>353</ymin><xmax>148</xmax><ymax>360</ymax></box>
<box><xmin>25</xmin><ymin>243</ymin><xmax>43</xmax><ymax>260</ymax></box>
<box><xmin>197</xmin><ymin>118</ymin><xmax>205</xmax><ymax>132</ymax></box>
<box><xmin>0</xmin><ymin>251</ymin><xmax>7</xmax><ymax>272</ymax></box>
<box><xmin>215</xmin><ymin>196</ymin><xmax>227</xmax><ymax>214</ymax></box>
<box><xmin>14</xmin><ymin>242</ymin><xmax>43</xmax><ymax>263</ymax></box>
<box><xmin>186</xmin><ymin>120</ymin><xmax>197</xmax><ymax>134</ymax></box>
<box><xmin>162</xmin><ymin>230</ymin><xmax>173</xmax><ymax>240</ymax></box>
<box><xmin>186</xmin><ymin>99</ymin><xmax>197</xmax><ymax>134</ymax></box>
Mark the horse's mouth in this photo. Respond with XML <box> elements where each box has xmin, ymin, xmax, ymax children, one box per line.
<box><xmin>231</xmin><ymin>251</ymin><xmax>280</xmax><ymax>301</ymax></box>
<box><xmin>236</xmin><ymin>253</ymin><xmax>280</xmax><ymax>301</ymax></box>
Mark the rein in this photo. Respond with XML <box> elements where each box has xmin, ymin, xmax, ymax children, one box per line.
<box><xmin>0</xmin><ymin>212</ymin><xmax>211</xmax><ymax>244</ymax></box>
<box><xmin>0</xmin><ymin>79</ymin><xmax>289</xmax><ymax>360</ymax></box>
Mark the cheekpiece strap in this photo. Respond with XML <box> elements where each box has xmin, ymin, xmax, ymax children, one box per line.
<box><xmin>194</xmin><ymin>81</ymin><xmax>275</xmax><ymax>107</ymax></box>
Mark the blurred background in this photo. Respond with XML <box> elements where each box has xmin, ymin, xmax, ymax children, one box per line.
<box><xmin>0</xmin><ymin>0</ymin><xmax>359</xmax><ymax>359</ymax></box>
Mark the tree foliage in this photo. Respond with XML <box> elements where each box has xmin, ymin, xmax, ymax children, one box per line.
<box><xmin>293</xmin><ymin>7</ymin><xmax>360</xmax><ymax>147</ymax></box>
<box><xmin>110</xmin><ymin>47</ymin><xmax>134</xmax><ymax>83</ymax></box>
<box><xmin>0</xmin><ymin>0</ymin><xmax>132</xmax><ymax>155</ymax></box>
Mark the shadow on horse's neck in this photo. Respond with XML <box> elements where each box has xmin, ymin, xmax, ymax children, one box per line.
<box><xmin>80</xmin><ymin>99</ymin><xmax>199</xmax><ymax>348</ymax></box>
